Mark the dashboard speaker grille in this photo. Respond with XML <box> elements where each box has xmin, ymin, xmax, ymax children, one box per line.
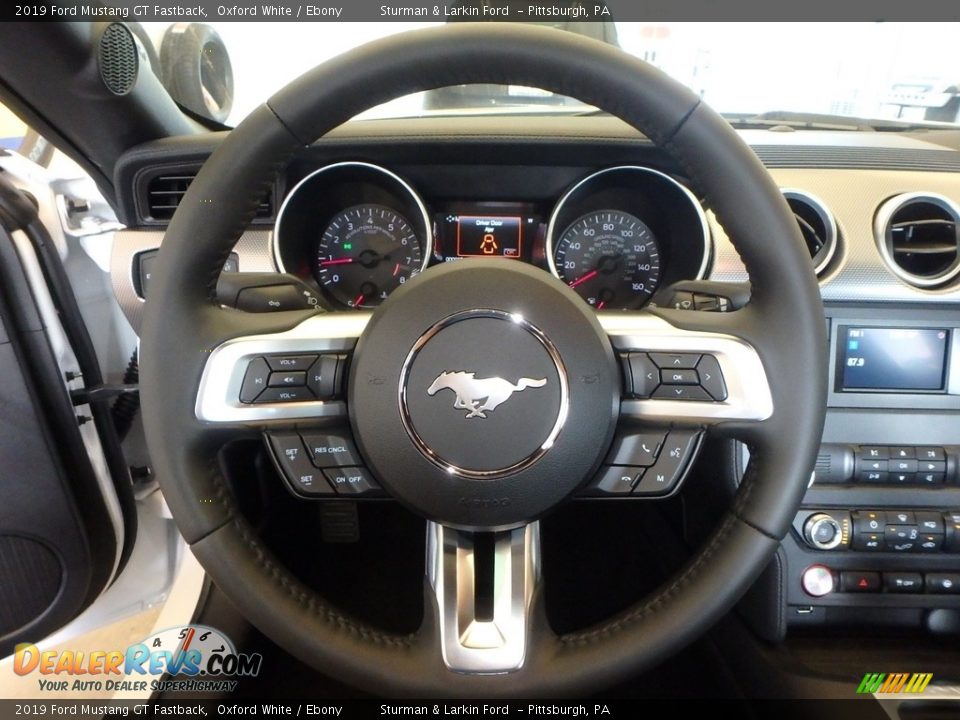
<box><xmin>875</xmin><ymin>193</ymin><xmax>960</xmax><ymax>288</ymax></box>
<box><xmin>98</xmin><ymin>23</ymin><xmax>139</xmax><ymax>96</ymax></box>
<box><xmin>0</xmin><ymin>535</ymin><xmax>63</xmax><ymax>636</ymax></box>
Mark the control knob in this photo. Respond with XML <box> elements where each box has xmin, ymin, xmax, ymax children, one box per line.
<box><xmin>803</xmin><ymin>513</ymin><xmax>843</xmax><ymax>550</ymax></box>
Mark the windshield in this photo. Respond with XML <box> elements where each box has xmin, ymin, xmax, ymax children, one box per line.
<box><xmin>140</xmin><ymin>22</ymin><xmax>960</xmax><ymax>127</ymax></box>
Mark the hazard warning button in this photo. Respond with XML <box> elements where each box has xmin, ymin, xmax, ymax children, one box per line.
<box><xmin>840</xmin><ymin>571</ymin><xmax>881</xmax><ymax>593</ymax></box>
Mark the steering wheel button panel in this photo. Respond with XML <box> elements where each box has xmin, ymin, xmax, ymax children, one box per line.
<box><xmin>300</xmin><ymin>431</ymin><xmax>361</xmax><ymax>468</ymax></box>
<box><xmin>267</xmin><ymin>433</ymin><xmax>335</xmax><ymax>497</ymax></box>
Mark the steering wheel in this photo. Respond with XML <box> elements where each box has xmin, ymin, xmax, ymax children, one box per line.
<box><xmin>140</xmin><ymin>24</ymin><xmax>827</xmax><ymax>696</ymax></box>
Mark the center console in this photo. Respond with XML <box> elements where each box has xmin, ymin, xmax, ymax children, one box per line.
<box><xmin>781</xmin><ymin>306</ymin><xmax>960</xmax><ymax>632</ymax></box>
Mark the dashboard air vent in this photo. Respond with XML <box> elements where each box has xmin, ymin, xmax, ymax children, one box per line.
<box><xmin>146</xmin><ymin>172</ymin><xmax>273</xmax><ymax>222</ymax></box>
<box><xmin>875</xmin><ymin>193</ymin><xmax>960</xmax><ymax>288</ymax></box>
<box><xmin>781</xmin><ymin>190</ymin><xmax>838</xmax><ymax>276</ymax></box>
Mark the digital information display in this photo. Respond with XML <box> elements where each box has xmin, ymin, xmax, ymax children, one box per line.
<box><xmin>840</xmin><ymin>327</ymin><xmax>950</xmax><ymax>392</ymax></box>
<box><xmin>456</xmin><ymin>215</ymin><xmax>523</xmax><ymax>258</ymax></box>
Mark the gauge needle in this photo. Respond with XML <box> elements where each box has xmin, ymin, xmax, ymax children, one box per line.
<box><xmin>319</xmin><ymin>258</ymin><xmax>355</xmax><ymax>267</ymax></box>
<box><xmin>568</xmin><ymin>269</ymin><xmax>598</xmax><ymax>289</ymax></box>
<box><xmin>596</xmin><ymin>300</ymin><xmax>606</xmax><ymax>310</ymax></box>
<box><xmin>352</xmin><ymin>293</ymin><xmax>365</xmax><ymax>307</ymax></box>
<box><xmin>392</xmin><ymin>262</ymin><xmax>401</xmax><ymax>277</ymax></box>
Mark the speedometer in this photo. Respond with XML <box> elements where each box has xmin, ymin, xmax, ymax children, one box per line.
<box><xmin>315</xmin><ymin>203</ymin><xmax>423</xmax><ymax>308</ymax></box>
<box><xmin>552</xmin><ymin>210</ymin><xmax>661</xmax><ymax>309</ymax></box>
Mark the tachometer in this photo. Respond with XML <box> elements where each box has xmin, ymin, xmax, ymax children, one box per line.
<box><xmin>315</xmin><ymin>204</ymin><xmax>423</xmax><ymax>308</ymax></box>
<box><xmin>552</xmin><ymin>211</ymin><xmax>661</xmax><ymax>309</ymax></box>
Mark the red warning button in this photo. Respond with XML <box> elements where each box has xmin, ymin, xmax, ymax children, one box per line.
<box><xmin>840</xmin><ymin>571</ymin><xmax>881</xmax><ymax>593</ymax></box>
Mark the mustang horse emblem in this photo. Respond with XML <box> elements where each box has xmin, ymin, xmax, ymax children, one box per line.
<box><xmin>427</xmin><ymin>371</ymin><xmax>547</xmax><ymax>419</ymax></box>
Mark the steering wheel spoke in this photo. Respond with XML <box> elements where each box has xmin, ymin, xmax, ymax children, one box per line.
<box><xmin>426</xmin><ymin>521</ymin><xmax>540</xmax><ymax>674</ymax></box>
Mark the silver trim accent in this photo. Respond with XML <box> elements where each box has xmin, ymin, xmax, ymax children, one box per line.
<box><xmin>271</xmin><ymin>161</ymin><xmax>433</xmax><ymax>293</ymax></box>
<box><xmin>399</xmin><ymin>310</ymin><xmax>569</xmax><ymax>479</ymax></box>
<box><xmin>545</xmin><ymin>165</ymin><xmax>711</xmax><ymax>291</ymax></box>
<box><xmin>781</xmin><ymin>188</ymin><xmax>839</xmax><ymax>276</ymax></box>
<box><xmin>599</xmin><ymin>313</ymin><xmax>773</xmax><ymax>423</ymax></box>
<box><xmin>194</xmin><ymin>312</ymin><xmax>371</xmax><ymax>423</ymax></box>
<box><xmin>427</xmin><ymin>522</ymin><xmax>539</xmax><ymax>674</ymax></box>
<box><xmin>873</xmin><ymin>191</ymin><xmax>960</xmax><ymax>289</ymax></box>
<box><xmin>803</xmin><ymin>513</ymin><xmax>844</xmax><ymax>551</ymax></box>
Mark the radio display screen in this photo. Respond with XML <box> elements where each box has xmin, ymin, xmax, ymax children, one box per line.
<box><xmin>840</xmin><ymin>326</ymin><xmax>950</xmax><ymax>392</ymax></box>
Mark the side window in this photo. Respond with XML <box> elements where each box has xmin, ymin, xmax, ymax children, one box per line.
<box><xmin>0</xmin><ymin>102</ymin><xmax>53</xmax><ymax>166</ymax></box>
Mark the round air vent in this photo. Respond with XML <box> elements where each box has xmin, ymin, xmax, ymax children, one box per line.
<box><xmin>98</xmin><ymin>23</ymin><xmax>139</xmax><ymax>96</ymax></box>
<box><xmin>875</xmin><ymin>193</ymin><xmax>960</xmax><ymax>288</ymax></box>
<box><xmin>782</xmin><ymin>189</ymin><xmax>838</xmax><ymax>276</ymax></box>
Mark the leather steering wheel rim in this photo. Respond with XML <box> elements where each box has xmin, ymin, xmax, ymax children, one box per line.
<box><xmin>140</xmin><ymin>24</ymin><xmax>827</xmax><ymax>696</ymax></box>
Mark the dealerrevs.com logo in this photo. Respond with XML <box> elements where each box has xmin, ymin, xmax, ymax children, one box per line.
<box><xmin>856</xmin><ymin>672</ymin><xmax>933</xmax><ymax>695</ymax></box>
<box><xmin>13</xmin><ymin>625</ymin><xmax>262</xmax><ymax>694</ymax></box>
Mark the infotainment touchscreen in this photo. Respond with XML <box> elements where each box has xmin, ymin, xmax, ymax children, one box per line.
<box><xmin>839</xmin><ymin>327</ymin><xmax>950</xmax><ymax>392</ymax></box>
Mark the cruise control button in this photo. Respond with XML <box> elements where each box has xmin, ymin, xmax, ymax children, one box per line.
<box><xmin>267</xmin><ymin>355</ymin><xmax>318</xmax><ymax>372</ymax></box>
<box><xmin>634</xmin><ymin>429</ymin><xmax>700</xmax><ymax>496</ymax></box>
<box><xmin>626</xmin><ymin>353</ymin><xmax>660</xmax><ymax>398</ymax></box>
<box><xmin>605</xmin><ymin>432</ymin><xmax>666</xmax><ymax>467</ymax></box>
<box><xmin>652</xmin><ymin>385</ymin><xmax>712</xmax><ymax>401</ymax></box>
<box><xmin>659</xmin><ymin>368</ymin><xmax>699</xmax><ymax>385</ymax></box>
<box><xmin>267</xmin><ymin>433</ymin><xmax>332</xmax><ymax>497</ymax></box>
<box><xmin>926</xmin><ymin>573</ymin><xmax>960</xmax><ymax>594</ymax></box>
<box><xmin>589</xmin><ymin>466</ymin><xmax>641</xmax><ymax>495</ymax></box>
<box><xmin>239</xmin><ymin>357</ymin><xmax>270</xmax><ymax>403</ymax></box>
<box><xmin>696</xmin><ymin>354</ymin><xmax>727</xmax><ymax>401</ymax></box>
<box><xmin>649</xmin><ymin>353</ymin><xmax>701</xmax><ymax>369</ymax></box>
<box><xmin>323</xmin><ymin>467</ymin><xmax>381</xmax><ymax>496</ymax></box>
<box><xmin>268</xmin><ymin>371</ymin><xmax>307</xmax><ymax>387</ymax></box>
<box><xmin>300</xmin><ymin>431</ymin><xmax>361</xmax><ymax>468</ymax></box>
<box><xmin>255</xmin><ymin>387</ymin><xmax>314</xmax><ymax>403</ymax></box>
<box><xmin>840</xmin><ymin>571</ymin><xmax>880</xmax><ymax>593</ymax></box>
<box><xmin>884</xmin><ymin>572</ymin><xmax>923</xmax><ymax>593</ymax></box>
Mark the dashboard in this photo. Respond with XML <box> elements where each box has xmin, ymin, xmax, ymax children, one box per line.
<box><xmin>110</xmin><ymin>115</ymin><xmax>960</xmax><ymax>643</ymax></box>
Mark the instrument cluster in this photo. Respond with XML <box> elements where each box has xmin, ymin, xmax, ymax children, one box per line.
<box><xmin>273</xmin><ymin>163</ymin><xmax>710</xmax><ymax>311</ymax></box>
